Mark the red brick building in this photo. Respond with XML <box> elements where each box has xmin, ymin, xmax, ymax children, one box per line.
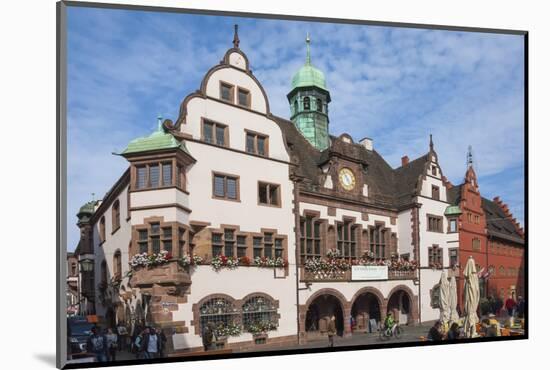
<box><xmin>447</xmin><ymin>164</ymin><xmax>524</xmax><ymax>312</ymax></box>
<box><xmin>483</xmin><ymin>197</ymin><xmax>525</xmax><ymax>301</ymax></box>
<box><xmin>446</xmin><ymin>165</ymin><xmax>488</xmax><ymax>312</ymax></box>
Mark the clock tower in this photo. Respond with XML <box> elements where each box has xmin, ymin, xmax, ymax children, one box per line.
<box><xmin>287</xmin><ymin>34</ymin><xmax>331</xmax><ymax>151</ymax></box>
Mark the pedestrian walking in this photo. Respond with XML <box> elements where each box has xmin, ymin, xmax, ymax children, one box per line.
<box><xmin>517</xmin><ymin>296</ymin><xmax>525</xmax><ymax>318</ymax></box>
<box><xmin>105</xmin><ymin>328</ymin><xmax>118</xmax><ymax>361</ymax></box>
<box><xmin>135</xmin><ymin>327</ymin><xmax>149</xmax><ymax>359</ymax></box>
<box><xmin>116</xmin><ymin>322</ymin><xmax>128</xmax><ymax>351</ymax></box>
<box><xmin>327</xmin><ymin>315</ymin><xmax>336</xmax><ymax>347</ymax></box>
<box><xmin>146</xmin><ymin>327</ymin><xmax>160</xmax><ymax>359</ymax></box>
<box><xmin>505</xmin><ymin>295</ymin><xmax>517</xmax><ymax>317</ymax></box>
<box><xmin>157</xmin><ymin>328</ymin><xmax>167</xmax><ymax>358</ymax></box>
<box><xmin>202</xmin><ymin>323</ymin><xmax>215</xmax><ymax>351</ymax></box>
<box><xmin>86</xmin><ymin>327</ymin><xmax>108</xmax><ymax>362</ymax></box>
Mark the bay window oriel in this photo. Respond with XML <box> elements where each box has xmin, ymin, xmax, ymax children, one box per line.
<box><xmin>132</xmin><ymin>159</ymin><xmax>186</xmax><ymax>191</ymax></box>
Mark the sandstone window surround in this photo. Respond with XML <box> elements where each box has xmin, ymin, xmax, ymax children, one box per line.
<box><xmin>245</xmin><ymin>130</ymin><xmax>269</xmax><ymax>157</ymax></box>
<box><xmin>219</xmin><ymin>81</ymin><xmax>235</xmax><ymax>103</ymax></box>
<box><xmin>131</xmin><ymin>218</ymin><xmax>190</xmax><ymax>258</ymax></box>
<box><xmin>427</xmin><ymin>214</ymin><xmax>443</xmax><ymax>233</ymax></box>
<box><xmin>113</xmin><ymin>250</ymin><xmax>122</xmax><ymax>279</ymax></box>
<box><xmin>193</xmin><ymin>293</ymin><xmax>280</xmax><ymax>336</ymax></box>
<box><xmin>201</xmin><ymin>118</ymin><xmax>229</xmax><ymax>147</ymax></box>
<box><xmin>112</xmin><ymin>199</ymin><xmax>120</xmax><ymax>234</ymax></box>
<box><xmin>428</xmin><ymin>245</ymin><xmax>443</xmax><ymax>267</ymax></box>
<box><xmin>448</xmin><ymin>248</ymin><xmax>458</xmax><ymax>267</ymax></box>
<box><xmin>132</xmin><ymin>159</ymin><xmax>186</xmax><ymax>192</ymax></box>
<box><xmin>253</xmin><ymin>232</ymin><xmax>284</xmax><ymax>259</ymax></box>
<box><xmin>369</xmin><ymin>223</ymin><xmax>389</xmax><ymax>259</ymax></box>
<box><xmin>258</xmin><ymin>181</ymin><xmax>280</xmax><ymax>207</ymax></box>
<box><xmin>207</xmin><ymin>226</ymin><xmax>287</xmax><ymax>261</ymax></box>
<box><xmin>448</xmin><ymin>217</ymin><xmax>458</xmax><ymax>233</ymax></box>
<box><xmin>212</xmin><ymin>172</ymin><xmax>240</xmax><ymax>201</ymax></box>
<box><xmin>237</xmin><ymin>87</ymin><xmax>251</xmax><ymax>108</ymax></box>
<box><xmin>336</xmin><ymin>220</ymin><xmax>358</xmax><ymax>259</ymax></box>
<box><xmin>431</xmin><ymin>185</ymin><xmax>440</xmax><ymax>200</ymax></box>
<box><xmin>300</xmin><ymin>215</ymin><xmax>323</xmax><ymax>262</ymax></box>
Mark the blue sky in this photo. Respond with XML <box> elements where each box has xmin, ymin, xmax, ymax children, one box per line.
<box><xmin>66</xmin><ymin>6</ymin><xmax>525</xmax><ymax>251</ymax></box>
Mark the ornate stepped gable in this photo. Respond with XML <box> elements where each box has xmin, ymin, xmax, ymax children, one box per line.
<box><xmin>482</xmin><ymin>197</ymin><xmax>525</xmax><ymax>243</ymax></box>
<box><xmin>447</xmin><ymin>184</ymin><xmax>524</xmax><ymax>245</ymax></box>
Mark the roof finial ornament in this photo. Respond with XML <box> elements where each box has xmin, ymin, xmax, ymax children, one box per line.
<box><xmin>305</xmin><ymin>32</ymin><xmax>311</xmax><ymax>65</ymax></box>
<box><xmin>91</xmin><ymin>192</ymin><xmax>95</xmax><ymax>201</ymax></box>
<box><xmin>233</xmin><ymin>24</ymin><xmax>240</xmax><ymax>49</ymax></box>
<box><xmin>467</xmin><ymin>145</ymin><xmax>474</xmax><ymax>168</ymax></box>
<box><xmin>429</xmin><ymin>133</ymin><xmax>434</xmax><ymax>152</ymax></box>
<box><xmin>157</xmin><ymin>114</ymin><xmax>163</xmax><ymax>131</ymax></box>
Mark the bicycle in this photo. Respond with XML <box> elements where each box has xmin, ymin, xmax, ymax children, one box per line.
<box><xmin>379</xmin><ymin>323</ymin><xmax>403</xmax><ymax>340</ymax></box>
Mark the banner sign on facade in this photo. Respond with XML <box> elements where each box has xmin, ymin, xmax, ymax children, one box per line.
<box><xmin>351</xmin><ymin>265</ymin><xmax>388</xmax><ymax>281</ymax></box>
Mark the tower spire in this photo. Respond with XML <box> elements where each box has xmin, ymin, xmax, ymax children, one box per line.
<box><xmin>233</xmin><ymin>24</ymin><xmax>240</xmax><ymax>48</ymax></box>
<box><xmin>467</xmin><ymin>145</ymin><xmax>474</xmax><ymax>168</ymax></box>
<box><xmin>305</xmin><ymin>32</ymin><xmax>311</xmax><ymax>65</ymax></box>
<box><xmin>429</xmin><ymin>134</ymin><xmax>434</xmax><ymax>152</ymax></box>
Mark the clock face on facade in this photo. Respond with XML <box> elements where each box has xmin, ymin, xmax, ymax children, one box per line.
<box><xmin>338</xmin><ymin>168</ymin><xmax>356</xmax><ymax>191</ymax></box>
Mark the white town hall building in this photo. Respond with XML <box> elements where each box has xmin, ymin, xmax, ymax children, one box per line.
<box><xmin>74</xmin><ymin>27</ymin><xmax>460</xmax><ymax>354</ymax></box>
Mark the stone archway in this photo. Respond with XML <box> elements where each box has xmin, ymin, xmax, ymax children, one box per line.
<box><xmin>350</xmin><ymin>287</ymin><xmax>385</xmax><ymax>332</ymax></box>
<box><xmin>387</xmin><ymin>285</ymin><xmax>419</xmax><ymax>324</ymax></box>
<box><xmin>300</xmin><ymin>289</ymin><xmax>350</xmax><ymax>342</ymax></box>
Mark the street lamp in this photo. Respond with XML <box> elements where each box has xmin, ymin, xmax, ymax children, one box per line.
<box><xmin>79</xmin><ymin>256</ymin><xmax>94</xmax><ymax>272</ymax></box>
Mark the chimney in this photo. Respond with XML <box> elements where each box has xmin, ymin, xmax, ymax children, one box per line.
<box><xmin>401</xmin><ymin>156</ymin><xmax>409</xmax><ymax>166</ymax></box>
<box><xmin>359</xmin><ymin>137</ymin><xmax>373</xmax><ymax>151</ymax></box>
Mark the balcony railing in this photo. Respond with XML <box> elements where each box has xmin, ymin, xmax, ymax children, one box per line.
<box><xmin>300</xmin><ymin>267</ymin><xmax>417</xmax><ymax>282</ymax></box>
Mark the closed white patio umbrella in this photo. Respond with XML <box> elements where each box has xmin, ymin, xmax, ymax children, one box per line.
<box><xmin>449</xmin><ymin>273</ymin><xmax>459</xmax><ymax>323</ymax></box>
<box><xmin>439</xmin><ymin>270</ymin><xmax>451</xmax><ymax>323</ymax></box>
<box><xmin>463</xmin><ymin>256</ymin><xmax>480</xmax><ymax>338</ymax></box>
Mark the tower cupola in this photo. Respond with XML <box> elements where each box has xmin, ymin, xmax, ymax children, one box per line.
<box><xmin>287</xmin><ymin>34</ymin><xmax>331</xmax><ymax>151</ymax></box>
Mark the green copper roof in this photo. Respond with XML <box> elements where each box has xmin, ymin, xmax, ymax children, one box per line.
<box><xmin>291</xmin><ymin>34</ymin><xmax>327</xmax><ymax>91</ymax></box>
<box><xmin>122</xmin><ymin>118</ymin><xmax>190</xmax><ymax>155</ymax></box>
<box><xmin>78</xmin><ymin>201</ymin><xmax>97</xmax><ymax>216</ymax></box>
<box><xmin>445</xmin><ymin>205</ymin><xmax>462</xmax><ymax>216</ymax></box>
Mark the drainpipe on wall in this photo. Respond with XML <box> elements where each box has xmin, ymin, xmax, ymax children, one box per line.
<box><xmin>292</xmin><ymin>177</ymin><xmax>303</xmax><ymax>345</ymax></box>
<box><xmin>415</xmin><ymin>204</ymin><xmax>422</xmax><ymax>323</ymax></box>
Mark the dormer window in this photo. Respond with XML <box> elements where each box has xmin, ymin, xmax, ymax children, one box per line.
<box><xmin>294</xmin><ymin>100</ymin><xmax>298</xmax><ymax>114</ymax></box>
<box><xmin>220</xmin><ymin>82</ymin><xmax>234</xmax><ymax>103</ymax></box>
<box><xmin>432</xmin><ymin>165</ymin><xmax>437</xmax><ymax>176</ymax></box>
<box><xmin>432</xmin><ymin>185</ymin><xmax>440</xmax><ymax>200</ymax></box>
<box><xmin>303</xmin><ymin>97</ymin><xmax>310</xmax><ymax>110</ymax></box>
<box><xmin>237</xmin><ymin>87</ymin><xmax>251</xmax><ymax>108</ymax></box>
<box><xmin>316</xmin><ymin>98</ymin><xmax>323</xmax><ymax>112</ymax></box>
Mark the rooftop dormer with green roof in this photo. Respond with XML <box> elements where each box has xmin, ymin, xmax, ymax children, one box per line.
<box><xmin>287</xmin><ymin>34</ymin><xmax>331</xmax><ymax>151</ymax></box>
<box><xmin>122</xmin><ymin>116</ymin><xmax>191</xmax><ymax>156</ymax></box>
<box><xmin>121</xmin><ymin>116</ymin><xmax>195</xmax><ymax>192</ymax></box>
